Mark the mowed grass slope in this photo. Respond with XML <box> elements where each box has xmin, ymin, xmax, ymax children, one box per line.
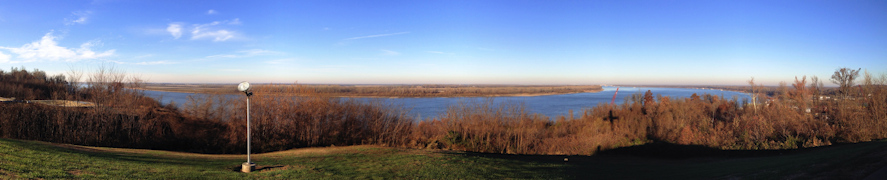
<box><xmin>1</xmin><ymin>137</ymin><xmax>886</xmax><ymax>179</ymax></box>
<box><xmin>0</xmin><ymin>138</ymin><xmax>564</xmax><ymax>179</ymax></box>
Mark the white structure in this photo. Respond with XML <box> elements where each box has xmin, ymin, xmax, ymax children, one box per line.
<box><xmin>238</xmin><ymin>81</ymin><xmax>256</xmax><ymax>173</ymax></box>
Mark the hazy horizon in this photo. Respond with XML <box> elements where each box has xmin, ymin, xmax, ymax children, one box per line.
<box><xmin>1</xmin><ymin>1</ymin><xmax>885</xmax><ymax>86</ymax></box>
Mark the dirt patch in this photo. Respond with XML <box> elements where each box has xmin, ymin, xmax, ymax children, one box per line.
<box><xmin>0</xmin><ymin>169</ymin><xmax>17</xmax><ymax>179</ymax></box>
<box><xmin>257</xmin><ymin>165</ymin><xmax>292</xmax><ymax>172</ymax></box>
<box><xmin>259</xmin><ymin>145</ymin><xmax>380</xmax><ymax>158</ymax></box>
<box><xmin>48</xmin><ymin>143</ymin><xmax>108</xmax><ymax>153</ymax></box>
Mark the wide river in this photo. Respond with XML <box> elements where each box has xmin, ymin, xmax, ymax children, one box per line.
<box><xmin>142</xmin><ymin>86</ymin><xmax>751</xmax><ymax>120</ymax></box>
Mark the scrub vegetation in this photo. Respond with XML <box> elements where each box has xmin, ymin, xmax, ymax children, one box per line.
<box><xmin>411</xmin><ymin>68</ymin><xmax>887</xmax><ymax>154</ymax></box>
<box><xmin>1</xmin><ymin>66</ymin><xmax>886</xmax><ymax>156</ymax></box>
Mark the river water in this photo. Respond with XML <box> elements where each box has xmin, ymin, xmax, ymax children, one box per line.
<box><xmin>141</xmin><ymin>86</ymin><xmax>751</xmax><ymax>120</ymax></box>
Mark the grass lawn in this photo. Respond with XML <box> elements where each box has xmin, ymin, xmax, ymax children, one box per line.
<box><xmin>1</xmin><ymin>138</ymin><xmax>885</xmax><ymax>179</ymax></box>
<box><xmin>0</xmin><ymin>138</ymin><xmax>564</xmax><ymax>179</ymax></box>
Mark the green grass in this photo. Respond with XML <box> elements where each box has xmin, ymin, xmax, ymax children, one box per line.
<box><xmin>1</xmin><ymin>138</ymin><xmax>885</xmax><ymax>179</ymax></box>
<box><xmin>0</xmin><ymin>138</ymin><xmax>564</xmax><ymax>179</ymax></box>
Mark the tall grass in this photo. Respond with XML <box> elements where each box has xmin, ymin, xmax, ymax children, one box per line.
<box><xmin>0</xmin><ymin>68</ymin><xmax>414</xmax><ymax>154</ymax></box>
<box><xmin>183</xmin><ymin>84</ymin><xmax>414</xmax><ymax>152</ymax></box>
<box><xmin>406</xmin><ymin>73</ymin><xmax>887</xmax><ymax>155</ymax></box>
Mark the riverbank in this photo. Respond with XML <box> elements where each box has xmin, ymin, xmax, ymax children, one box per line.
<box><xmin>612</xmin><ymin>84</ymin><xmax>838</xmax><ymax>97</ymax></box>
<box><xmin>139</xmin><ymin>83</ymin><xmax>604</xmax><ymax>98</ymax></box>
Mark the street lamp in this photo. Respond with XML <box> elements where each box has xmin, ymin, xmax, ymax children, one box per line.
<box><xmin>238</xmin><ymin>81</ymin><xmax>255</xmax><ymax>173</ymax></box>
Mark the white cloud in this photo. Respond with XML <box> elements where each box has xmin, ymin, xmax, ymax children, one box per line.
<box><xmin>164</xmin><ymin>19</ymin><xmax>241</xmax><ymax>42</ymax></box>
<box><xmin>192</xmin><ymin>29</ymin><xmax>234</xmax><ymax>41</ymax></box>
<box><xmin>206</xmin><ymin>49</ymin><xmax>281</xmax><ymax>58</ymax></box>
<box><xmin>228</xmin><ymin>18</ymin><xmax>241</xmax><ymax>25</ymax></box>
<box><xmin>65</xmin><ymin>11</ymin><xmax>91</xmax><ymax>25</ymax></box>
<box><xmin>345</xmin><ymin>32</ymin><xmax>410</xmax><ymax>40</ymax></box>
<box><xmin>381</xmin><ymin>49</ymin><xmax>400</xmax><ymax>56</ymax></box>
<box><xmin>0</xmin><ymin>32</ymin><xmax>114</xmax><ymax>63</ymax></box>
<box><xmin>167</xmin><ymin>23</ymin><xmax>183</xmax><ymax>39</ymax></box>
<box><xmin>207</xmin><ymin>9</ymin><xmax>217</xmax><ymax>15</ymax></box>
<box><xmin>190</xmin><ymin>19</ymin><xmax>240</xmax><ymax>41</ymax></box>
<box><xmin>240</xmin><ymin>49</ymin><xmax>278</xmax><ymax>56</ymax></box>
<box><xmin>0</xmin><ymin>51</ymin><xmax>9</xmax><ymax>63</ymax></box>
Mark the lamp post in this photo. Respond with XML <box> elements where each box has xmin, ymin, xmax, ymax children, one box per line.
<box><xmin>238</xmin><ymin>81</ymin><xmax>255</xmax><ymax>173</ymax></box>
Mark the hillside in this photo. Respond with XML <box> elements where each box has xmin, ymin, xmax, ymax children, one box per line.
<box><xmin>2</xmin><ymin>138</ymin><xmax>886</xmax><ymax>179</ymax></box>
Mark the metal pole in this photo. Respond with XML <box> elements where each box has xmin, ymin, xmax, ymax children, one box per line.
<box><xmin>247</xmin><ymin>95</ymin><xmax>251</xmax><ymax>163</ymax></box>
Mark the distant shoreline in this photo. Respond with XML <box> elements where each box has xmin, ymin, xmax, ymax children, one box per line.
<box><xmin>137</xmin><ymin>84</ymin><xmax>605</xmax><ymax>98</ymax></box>
<box><xmin>610</xmin><ymin>84</ymin><xmax>837</xmax><ymax>97</ymax></box>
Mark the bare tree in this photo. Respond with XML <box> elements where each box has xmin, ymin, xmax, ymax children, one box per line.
<box><xmin>863</xmin><ymin>70</ymin><xmax>874</xmax><ymax>98</ymax></box>
<box><xmin>66</xmin><ymin>66</ymin><xmax>84</xmax><ymax>100</ymax></box>
<box><xmin>810</xmin><ymin>76</ymin><xmax>822</xmax><ymax>98</ymax></box>
<box><xmin>791</xmin><ymin>76</ymin><xmax>809</xmax><ymax>111</ymax></box>
<box><xmin>748</xmin><ymin>77</ymin><xmax>760</xmax><ymax>114</ymax></box>
<box><xmin>830</xmin><ymin>67</ymin><xmax>861</xmax><ymax>99</ymax></box>
<box><xmin>809</xmin><ymin>75</ymin><xmax>824</xmax><ymax>119</ymax></box>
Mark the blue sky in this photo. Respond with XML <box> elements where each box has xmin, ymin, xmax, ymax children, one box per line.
<box><xmin>1</xmin><ymin>0</ymin><xmax>885</xmax><ymax>85</ymax></box>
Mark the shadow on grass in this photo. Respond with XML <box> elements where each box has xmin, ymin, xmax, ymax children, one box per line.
<box><xmin>597</xmin><ymin>141</ymin><xmax>821</xmax><ymax>158</ymax></box>
<box><xmin>452</xmin><ymin>140</ymin><xmax>887</xmax><ymax>179</ymax></box>
<box><xmin>227</xmin><ymin>165</ymin><xmax>286</xmax><ymax>173</ymax></box>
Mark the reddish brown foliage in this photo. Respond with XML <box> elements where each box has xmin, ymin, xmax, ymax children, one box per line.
<box><xmin>2</xmin><ymin>67</ymin><xmax>886</xmax><ymax>156</ymax></box>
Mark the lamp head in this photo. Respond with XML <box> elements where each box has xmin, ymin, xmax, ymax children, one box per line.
<box><xmin>237</xmin><ymin>81</ymin><xmax>251</xmax><ymax>94</ymax></box>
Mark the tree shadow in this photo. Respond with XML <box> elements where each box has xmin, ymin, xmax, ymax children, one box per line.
<box><xmin>596</xmin><ymin>141</ymin><xmax>814</xmax><ymax>159</ymax></box>
<box><xmin>448</xmin><ymin>141</ymin><xmax>887</xmax><ymax>179</ymax></box>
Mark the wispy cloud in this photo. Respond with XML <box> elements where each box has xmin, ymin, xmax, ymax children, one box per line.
<box><xmin>345</xmin><ymin>31</ymin><xmax>410</xmax><ymax>40</ymax></box>
<box><xmin>65</xmin><ymin>11</ymin><xmax>91</xmax><ymax>25</ymax></box>
<box><xmin>219</xmin><ymin>69</ymin><xmax>242</xmax><ymax>72</ymax></box>
<box><xmin>206</xmin><ymin>9</ymin><xmax>217</xmax><ymax>15</ymax></box>
<box><xmin>167</xmin><ymin>23</ymin><xmax>183</xmax><ymax>39</ymax></box>
<box><xmin>192</xmin><ymin>29</ymin><xmax>234</xmax><ymax>42</ymax></box>
<box><xmin>206</xmin><ymin>49</ymin><xmax>281</xmax><ymax>58</ymax></box>
<box><xmin>228</xmin><ymin>18</ymin><xmax>241</xmax><ymax>25</ymax></box>
<box><xmin>166</xmin><ymin>19</ymin><xmax>242</xmax><ymax>42</ymax></box>
<box><xmin>190</xmin><ymin>19</ymin><xmax>241</xmax><ymax>41</ymax></box>
<box><xmin>381</xmin><ymin>49</ymin><xmax>400</xmax><ymax>56</ymax></box>
<box><xmin>0</xmin><ymin>32</ymin><xmax>114</xmax><ymax>63</ymax></box>
<box><xmin>0</xmin><ymin>51</ymin><xmax>10</xmax><ymax>63</ymax></box>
